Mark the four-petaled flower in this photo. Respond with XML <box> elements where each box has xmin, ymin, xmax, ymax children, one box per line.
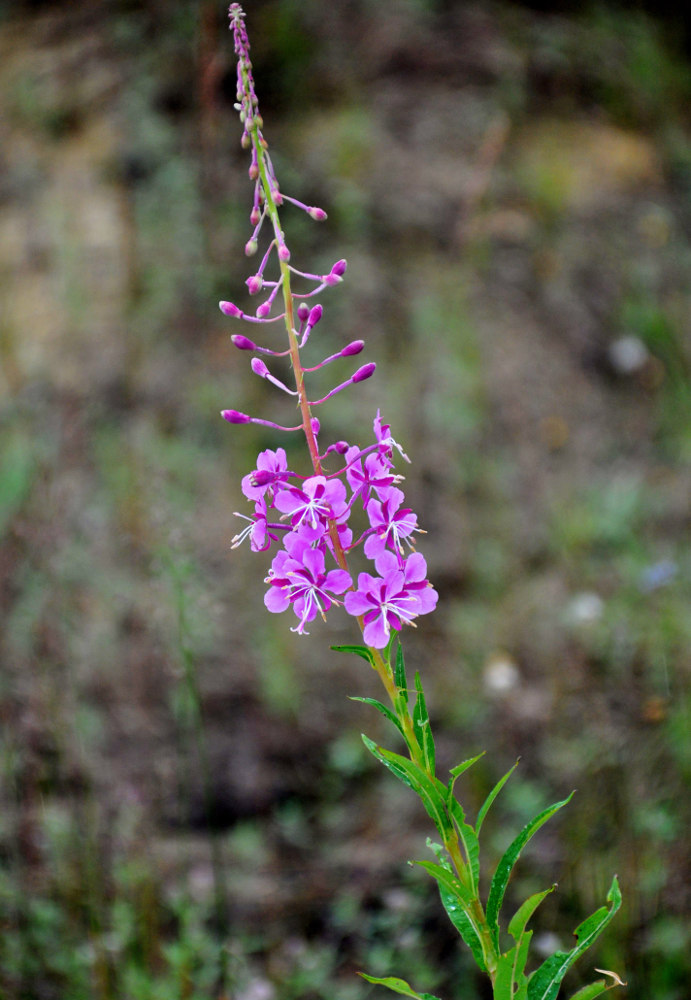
<box><xmin>344</xmin><ymin>550</ymin><xmax>437</xmax><ymax>649</ymax></box>
<box><xmin>265</xmin><ymin>535</ymin><xmax>352</xmax><ymax>634</ymax></box>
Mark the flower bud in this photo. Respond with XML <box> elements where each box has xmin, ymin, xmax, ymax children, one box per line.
<box><xmin>307</xmin><ymin>304</ymin><xmax>323</xmax><ymax>327</ymax></box>
<box><xmin>341</xmin><ymin>340</ymin><xmax>365</xmax><ymax>357</ymax></box>
<box><xmin>278</xmin><ymin>243</ymin><xmax>291</xmax><ymax>262</ymax></box>
<box><xmin>231</xmin><ymin>334</ymin><xmax>256</xmax><ymax>350</ymax></box>
<box><xmin>251</xmin><ymin>357</ymin><xmax>269</xmax><ymax>377</ymax></box>
<box><xmin>241</xmin><ymin>133</ymin><xmax>250</xmax><ymax>149</ymax></box>
<box><xmin>250</xmin><ymin>207</ymin><xmax>261</xmax><ymax>226</ymax></box>
<box><xmin>245</xmin><ymin>239</ymin><xmax>258</xmax><ymax>256</ymax></box>
<box><xmin>248</xmin><ymin>163</ymin><xmax>258</xmax><ymax>181</ymax></box>
<box><xmin>352</xmin><ymin>362</ymin><xmax>376</xmax><ymax>383</ymax></box>
<box><xmin>297</xmin><ymin>302</ymin><xmax>310</xmax><ymax>323</ymax></box>
<box><xmin>246</xmin><ymin>275</ymin><xmax>262</xmax><ymax>295</ymax></box>
<box><xmin>221</xmin><ymin>409</ymin><xmax>250</xmax><ymax>424</ymax></box>
<box><xmin>220</xmin><ymin>301</ymin><xmax>242</xmax><ymax>318</ymax></box>
<box><xmin>308</xmin><ymin>206</ymin><xmax>327</xmax><ymax>221</ymax></box>
<box><xmin>331</xmin><ymin>259</ymin><xmax>347</xmax><ymax>277</ymax></box>
<box><xmin>256</xmin><ymin>301</ymin><xmax>272</xmax><ymax>318</ymax></box>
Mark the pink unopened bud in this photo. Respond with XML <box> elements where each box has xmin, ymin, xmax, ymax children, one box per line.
<box><xmin>245</xmin><ymin>239</ymin><xmax>258</xmax><ymax>256</ymax></box>
<box><xmin>311</xmin><ymin>417</ymin><xmax>320</xmax><ymax>436</ymax></box>
<box><xmin>307</xmin><ymin>304</ymin><xmax>323</xmax><ymax>327</ymax></box>
<box><xmin>308</xmin><ymin>206</ymin><xmax>327</xmax><ymax>221</ymax></box>
<box><xmin>278</xmin><ymin>243</ymin><xmax>291</xmax><ymax>262</ymax></box>
<box><xmin>231</xmin><ymin>334</ymin><xmax>256</xmax><ymax>350</ymax></box>
<box><xmin>248</xmin><ymin>163</ymin><xmax>258</xmax><ymax>181</ymax></box>
<box><xmin>250</xmin><ymin>207</ymin><xmax>261</xmax><ymax>226</ymax></box>
<box><xmin>297</xmin><ymin>302</ymin><xmax>310</xmax><ymax>323</ymax></box>
<box><xmin>341</xmin><ymin>340</ymin><xmax>365</xmax><ymax>357</ymax></box>
<box><xmin>256</xmin><ymin>301</ymin><xmax>272</xmax><ymax>318</ymax></box>
<box><xmin>246</xmin><ymin>275</ymin><xmax>262</xmax><ymax>295</ymax></box>
<box><xmin>332</xmin><ymin>441</ymin><xmax>349</xmax><ymax>453</ymax></box>
<box><xmin>220</xmin><ymin>301</ymin><xmax>242</xmax><ymax>318</ymax></box>
<box><xmin>331</xmin><ymin>259</ymin><xmax>347</xmax><ymax>277</ymax></box>
<box><xmin>221</xmin><ymin>409</ymin><xmax>250</xmax><ymax>424</ymax></box>
<box><xmin>251</xmin><ymin>358</ymin><xmax>269</xmax><ymax>377</ymax></box>
<box><xmin>251</xmin><ymin>470</ymin><xmax>276</xmax><ymax>487</ymax></box>
<box><xmin>352</xmin><ymin>362</ymin><xmax>376</xmax><ymax>383</ymax></box>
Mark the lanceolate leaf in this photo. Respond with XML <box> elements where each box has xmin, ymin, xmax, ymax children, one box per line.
<box><xmin>350</xmin><ymin>696</ymin><xmax>405</xmax><ymax>739</ymax></box>
<box><xmin>476</xmin><ymin>760</ymin><xmax>519</xmax><ymax>835</ymax></box>
<box><xmin>413</xmin><ymin>672</ymin><xmax>436</xmax><ymax>775</ymax></box>
<box><xmin>447</xmin><ymin>753</ymin><xmax>485</xmax><ymax>799</ymax></box>
<box><xmin>358</xmin><ymin>972</ymin><xmax>441</xmax><ymax>1000</ymax></box>
<box><xmin>393</xmin><ymin>640</ymin><xmax>409</xmax><ymax>702</ymax></box>
<box><xmin>508</xmin><ymin>887</ymin><xmax>556</xmax><ymax>943</ymax></box>
<box><xmin>361</xmin><ymin>735</ymin><xmax>452</xmax><ymax>838</ymax></box>
<box><xmin>487</xmin><ymin>794</ymin><xmax>573</xmax><ymax>947</ymax></box>
<box><xmin>527</xmin><ymin>876</ymin><xmax>622</xmax><ymax>1000</ymax></box>
<box><xmin>416</xmin><ymin>858</ymin><xmax>487</xmax><ymax>973</ymax></box>
<box><xmin>566</xmin><ymin>981</ymin><xmax>615</xmax><ymax>1000</ymax></box>
<box><xmin>332</xmin><ymin>643</ymin><xmax>375</xmax><ymax>666</ymax></box>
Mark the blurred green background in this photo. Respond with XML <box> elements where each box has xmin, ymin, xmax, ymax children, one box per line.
<box><xmin>1</xmin><ymin>1</ymin><xmax>690</xmax><ymax>998</ymax></box>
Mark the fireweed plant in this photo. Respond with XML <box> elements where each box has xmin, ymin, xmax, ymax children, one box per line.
<box><xmin>221</xmin><ymin>6</ymin><xmax>623</xmax><ymax>999</ymax></box>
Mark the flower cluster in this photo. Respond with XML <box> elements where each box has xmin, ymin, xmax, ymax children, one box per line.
<box><xmin>230</xmin><ymin>417</ymin><xmax>438</xmax><ymax>646</ymax></box>
<box><xmin>222</xmin><ymin>4</ymin><xmax>437</xmax><ymax>649</ymax></box>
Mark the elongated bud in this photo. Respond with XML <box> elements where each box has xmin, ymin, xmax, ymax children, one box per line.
<box><xmin>231</xmin><ymin>334</ymin><xmax>257</xmax><ymax>350</ymax></box>
<box><xmin>220</xmin><ymin>301</ymin><xmax>242</xmax><ymax>318</ymax></box>
<box><xmin>245</xmin><ymin>239</ymin><xmax>258</xmax><ymax>256</ymax></box>
<box><xmin>251</xmin><ymin>358</ymin><xmax>269</xmax><ymax>377</ymax></box>
<box><xmin>221</xmin><ymin>409</ymin><xmax>251</xmax><ymax>424</ymax></box>
<box><xmin>297</xmin><ymin>302</ymin><xmax>310</xmax><ymax>323</ymax></box>
<box><xmin>250</xmin><ymin>206</ymin><xmax>261</xmax><ymax>226</ymax></box>
<box><xmin>331</xmin><ymin>258</ymin><xmax>347</xmax><ymax>277</ymax></box>
<box><xmin>341</xmin><ymin>340</ymin><xmax>365</xmax><ymax>357</ymax></box>
<box><xmin>308</xmin><ymin>206</ymin><xmax>327</xmax><ymax>221</ymax></box>
<box><xmin>256</xmin><ymin>301</ymin><xmax>272</xmax><ymax>318</ymax></box>
<box><xmin>278</xmin><ymin>243</ymin><xmax>291</xmax><ymax>262</ymax></box>
<box><xmin>307</xmin><ymin>304</ymin><xmax>323</xmax><ymax>327</ymax></box>
<box><xmin>352</xmin><ymin>362</ymin><xmax>376</xmax><ymax>383</ymax></box>
<box><xmin>246</xmin><ymin>275</ymin><xmax>263</xmax><ymax>294</ymax></box>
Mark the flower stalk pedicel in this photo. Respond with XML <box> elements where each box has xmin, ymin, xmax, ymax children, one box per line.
<box><xmin>221</xmin><ymin>6</ymin><xmax>623</xmax><ymax>998</ymax></box>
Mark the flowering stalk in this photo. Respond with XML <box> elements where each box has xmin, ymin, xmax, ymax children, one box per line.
<box><xmin>221</xmin><ymin>7</ymin><xmax>622</xmax><ymax>999</ymax></box>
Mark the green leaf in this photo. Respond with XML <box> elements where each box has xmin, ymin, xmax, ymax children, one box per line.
<box><xmin>566</xmin><ymin>981</ymin><xmax>611</xmax><ymax>1000</ymax></box>
<box><xmin>332</xmin><ymin>644</ymin><xmax>375</xmax><ymax>666</ymax></box>
<box><xmin>416</xmin><ymin>857</ymin><xmax>487</xmax><ymax>973</ymax></box>
<box><xmin>527</xmin><ymin>876</ymin><xmax>622</xmax><ymax>1000</ymax></box>
<box><xmin>447</xmin><ymin>753</ymin><xmax>485</xmax><ymax>800</ymax></box>
<box><xmin>487</xmin><ymin>795</ymin><xmax>573</xmax><ymax>947</ymax></box>
<box><xmin>358</xmin><ymin>972</ymin><xmax>441</xmax><ymax>1000</ymax></box>
<box><xmin>413</xmin><ymin>672</ymin><xmax>436</xmax><ymax>774</ymax></box>
<box><xmin>393</xmin><ymin>640</ymin><xmax>408</xmax><ymax>703</ymax></box>
<box><xmin>476</xmin><ymin>760</ymin><xmax>519</xmax><ymax>835</ymax></box>
<box><xmin>494</xmin><ymin>946</ymin><xmax>519</xmax><ymax>1000</ymax></box>
<box><xmin>350</xmin><ymin>697</ymin><xmax>405</xmax><ymax>739</ymax></box>
<box><xmin>361</xmin><ymin>736</ymin><xmax>452</xmax><ymax>838</ymax></box>
<box><xmin>508</xmin><ymin>887</ymin><xmax>556</xmax><ymax>943</ymax></box>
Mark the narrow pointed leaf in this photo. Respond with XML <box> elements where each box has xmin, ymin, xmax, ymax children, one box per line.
<box><xmin>358</xmin><ymin>972</ymin><xmax>441</xmax><ymax>1000</ymax></box>
<box><xmin>416</xmin><ymin>858</ymin><xmax>487</xmax><ymax>972</ymax></box>
<box><xmin>413</xmin><ymin>672</ymin><xmax>435</xmax><ymax>774</ymax></box>
<box><xmin>447</xmin><ymin>752</ymin><xmax>485</xmax><ymax>801</ymax></box>
<box><xmin>494</xmin><ymin>947</ymin><xmax>519</xmax><ymax>1000</ymax></box>
<box><xmin>332</xmin><ymin>643</ymin><xmax>375</xmax><ymax>666</ymax></box>
<box><xmin>487</xmin><ymin>794</ymin><xmax>573</xmax><ymax>946</ymax></box>
<box><xmin>566</xmin><ymin>981</ymin><xmax>613</xmax><ymax>1000</ymax></box>
<box><xmin>508</xmin><ymin>886</ymin><xmax>556</xmax><ymax>942</ymax></box>
<box><xmin>350</xmin><ymin>696</ymin><xmax>405</xmax><ymax>738</ymax></box>
<box><xmin>476</xmin><ymin>760</ymin><xmax>519</xmax><ymax>834</ymax></box>
<box><xmin>527</xmin><ymin>876</ymin><xmax>622</xmax><ymax>1000</ymax></box>
<box><xmin>361</xmin><ymin>736</ymin><xmax>452</xmax><ymax>837</ymax></box>
<box><xmin>393</xmin><ymin>640</ymin><xmax>408</xmax><ymax>703</ymax></box>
